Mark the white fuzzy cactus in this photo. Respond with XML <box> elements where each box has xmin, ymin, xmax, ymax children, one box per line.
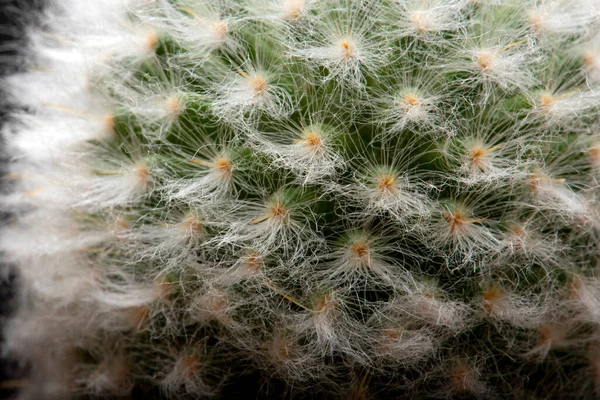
<box><xmin>4</xmin><ymin>0</ymin><xmax>600</xmax><ymax>398</ymax></box>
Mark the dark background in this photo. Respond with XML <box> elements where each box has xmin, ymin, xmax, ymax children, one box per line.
<box><xmin>0</xmin><ymin>1</ymin><xmax>42</xmax><ymax>399</ymax></box>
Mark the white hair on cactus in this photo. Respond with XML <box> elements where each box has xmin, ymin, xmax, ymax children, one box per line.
<box><xmin>526</xmin><ymin>0</ymin><xmax>598</xmax><ymax>37</ymax></box>
<box><xmin>43</xmin><ymin>0</ymin><xmax>161</xmax><ymax>71</ymax></box>
<box><xmin>6</xmin><ymin>34</ymin><xmax>110</xmax><ymax>111</ymax></box>
<box><xmin>316</xmin><ymin>228</ymin><xmax>415</xmax><ymax>288</ymax></box>
<box><xmin>369</xmin><ymin>324</ymin><xmax>437</xmax><ymax>366</ymax></box>
<box><xmin>521</xmin><ymin>321</ymin><xmax>587</xmax><ymax>361</ymax></box>
<box><xmin>212</xmin><ymin>66</ymin><xmax>292</xmax><ymax>124</ymax></box>
<box><xmin>187</xmin><ymin>285</ymin><xmax>247</xmax><ymax>331</ymax></box>
<box><xmin>392</xmin><ymin>280</ymin><xmax>473</xmax><ymax>332</ymax></box>
<box><xmin>248</xmin><ymin>0</ymin><xmax>317</xmax><ymax>24</ymax></box>
<box><xmin>444</xmin><ymin>357</ymin><xmax>488</xmax><ymax>397</ymax></box>
<box><xmin>75</xmin><ymin>157</ymin><xmax>154</xmax><ymax>210</ymax></box>
<box><xmin>216</xmin><ymin>188</ymin><xmax>323</xmax><ymax>259</ymax></box>
<box><xmin>259</xmin><ymin>330</ymin><xmax>321</xmax><ymax>379</ymax></box>
<box><xmin>75</xmin><ymin>350</ymin><xmax>133</xmax><ymax>397</ymax></box>
<box><xmin>8</xmin><ymin>143</ymin><xmax>155</xmax><ymax>212</ymax></box>
<box><xmin>105</xmin><ymin>72</ymin><xmax>196</xmax><ymax>139</ymax></box>
<box><xmin>9</xmin><ymin>112</ymin><xmax>115</xmax><ymax>162</ymax></box>
<box><xmin>442</xmin><ymin>111</ymin><xmax>531</xmax><ymax>186</ymax></box>
<box><xmin>203</xmin><ymin>42</ymin><xmax>294</xmax><ymax>126</ymax></box>
<box><xmin>159</xmin><ymin>131</ymin><xmax>241</xmax><ymax>206</ymax></box>
<box><xmin>568</xmin><ymin>276</ymin><xmax>600</xmax><ymax>324</ymax></box>
<box><xmin>91</xmin><ymin>272</ymin><xmax>173</xmax><ymax>310</ymax></box>
<box><xmin>497</xmin><ymin>218</ymin><xmax>565</xmax><ymax>265</ymax></box>
<box><xmin>291</xmin><ymin>290</ymin><xmax>360</xmax><ymax>360</ymax></box>
<box><xmin>369</xmin><ymin>69</ymin><xmax>450</xmax><ymax>137</ymax></box>
<box><xmin>121</xmin><ymin>209</ymin><xmax>211</xmax><ymax>266</ymax></box>
<box><xmin>336</xmin><ymin>140</ymin><xmax>434</xmax><ymax>226</ymax></box>
<box><xmin>287</xmin><ymin>0</ymin><xmax>386</xmax><ymax>88</ymax></box>
<box><xmin>0</xmin><ymin>208</ymin><xmax>113</xmax><ymax>262</ymax></box>
<box><xmin>521</xmin><ymin>167</ymin><xmax>592</xmax><ymax>224</ymax></box>
<box><xmin>153</xmin><ymin>1</ymin><xmax>238</xmax><ymax>57</ymax></box>
<box><xmin>158</xmin><ymin>347</ymin><xmax>217</xmax><ymax>397</ymax></box>
<box><xmin>533</xmin><ymin>88</ymin><xmax>600</xmax><ymax>126</ymax></box>
<box><xmin>377</xmin><ymin>0</ymin><xmax>470</xmax><ymax>39</ymax></box>
<box><xmin>250</xmin><ymin>121</ymin><xmax>345</xmax><ymax>185</ymax></box>
<box><xmin>216</xmin><ymin>248</ymin><xmax>267</xmax><ymax>285</ymax></box>
<box><xmin>426</xmin><ymin>195</ymin><xmax>502</xmax><ymax>267</ymax></box>
<box><xmin>452</xmin><ymin>37</ymin><xmax>536</xmax><ymax>92</ymax></box>
<box><xmin>479</xmin><ymin>283</ymin><xmax>550</xmax><ymax>329</ymax></box>
<box><xmin>583</xmin><ymin>33</ymin><xmax>600</xmax><ymax>83</ymax></box>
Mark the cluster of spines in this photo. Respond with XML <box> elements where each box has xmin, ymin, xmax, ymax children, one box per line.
<box><xmin>3</xmin><ymin>0</ymin><xmax>600</xmax><ymax>398</ymax></box>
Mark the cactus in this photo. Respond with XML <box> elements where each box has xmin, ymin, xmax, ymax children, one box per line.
<box><xmin>4</xmin><ymin>0</ymin><xmax>600</xmax><ymax>398</ymax></box>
